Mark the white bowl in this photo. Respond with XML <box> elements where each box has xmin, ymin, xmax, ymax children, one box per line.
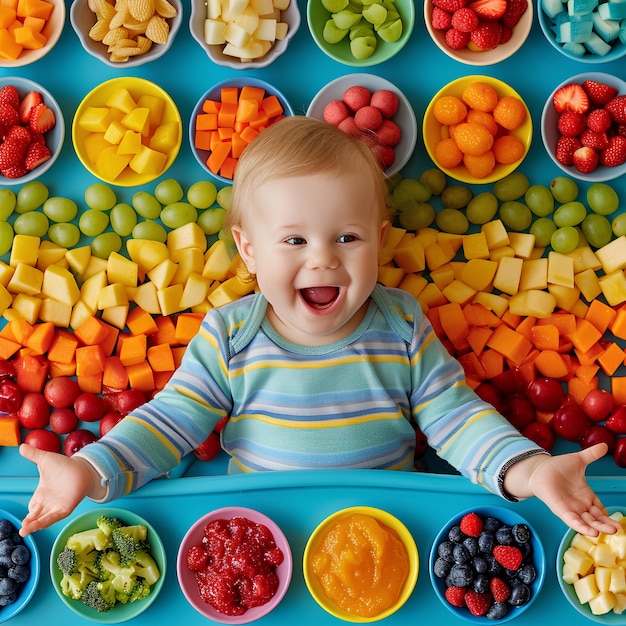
<box><xmin>424</xmin><ymin>0</ymin><xmax>532</xmax><ymax>66</ymax></box>
<box><xmin>189</xmin><ymin>0</ymin><xmax>300</xmax><ymax>70</ymax></box>
<box><xmin>0</xmin><ymin>0</ymin><xmax>65</xmax><ymax>68</ymax></box>
<box><xmin>541</xmin><ymin>72</ymin><xmax>626</xmax><ymax>182</ymax></box>
<box><xmin>306</xmin><ymin>73</ymin><xmax>417</xmax><ymax>176</ymax></box>
<box><xmin>70</xmin><ymin>0</ymin><xmax>183</xmax><ymax>68</ymax></box>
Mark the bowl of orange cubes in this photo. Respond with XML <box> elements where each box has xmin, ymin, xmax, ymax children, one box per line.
<box><xmin>189</xmin><ymin>77</ymin><xmax>293</xmax><ymax>184</ymax></box>
<box><xmin>0</xmin><ymin>0</ymin><xmax>64</xmax><ymax>68</ymax></box>
<box><xmin>72</xmin><ymin>76</ymin><xmax>182</xmax><ymax>187</ymax></box>
<box><xmin>422</xmin><ymin>75</ymin><xmax>532</xmax><ymax>185</ymax></box>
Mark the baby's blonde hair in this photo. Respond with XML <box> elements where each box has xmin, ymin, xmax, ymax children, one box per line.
<box><xmin>225</xmin><ymin>116</ymin><xmax>389</xmax><ymax>232</ymax></box>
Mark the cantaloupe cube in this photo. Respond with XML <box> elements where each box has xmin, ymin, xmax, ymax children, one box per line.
<box><xmin>481</xmin><ymin>219</ymin><xmax>510</xmax><ymax>249</ymax></box>
<box><xmin>392</xmin><ymin>239</ymin><xmax>425</xmax><ymax>273</ymax></box>
<box><xmin>460</xmin><ymin>259</ymin><xmax>498</xmax><ymax>292</ymax></box>
<box><xmin>462</xmin><ymin>232</ymin><xmax>489</xmax><ymax>260</ymax></box>
<box><xmin>508</xmin><ymin>232</ymin><xmax>535</xmax><ymax>259</ymax></box>
<box><xmin>41</xmin><ymin>265</ymin><xmax>80</xmax><ymax>306</ymax></box>
<box><xmin>519</xmin><ymin>258</ymin><xmax>548</xmax><ymax>291</ymax></box>
<box><xmin>129</xmin><ymin>145</ymin><xmax>167</xmax><ymax>175</ymax></box>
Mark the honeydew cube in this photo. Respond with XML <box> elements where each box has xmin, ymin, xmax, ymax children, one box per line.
<box><xmin>592</xmin><ymin>543</ymin><xmax>619</xmax><ymax>567</ymax></box>
<box><xmin>101</xmin><ymin>304</ymin><xmax>129</xmax><ymax>330</ymax></box>
<box><xmin>179</xmin><ymin>272</ymin><xmax>211</xmax><ymax>309</ymax></box>
<box><xmin>564</xmin><ymin>546</ymin><xmax>595</xmax><ymax>576</ymax></box>
<box><xmin>10</xmin><ymin>234</ymin><xmax>39</xmax><ymax>267</ymax></box>
<box><xmin>168</xmin><ymin>222</ymin><xmax>207</xmax><ymax>254</ymax></box>
<box><xmin>126</xmin><ymin>240</ymin><xmax>170</xmax><ymax>274</ymax></box>
<box><xmin>78</xmin><ymin>106</ymin><xmax>117</xmax><ymax>133</ymax></box>
<box><xmin>157</xmin><ymin>283</ymin><xmax>184</xmax><ymax>316</ymax></box>
<box><xmin>121</xmin><ymin>107</ymin><xmax>151</xmax><ymax>135</ymax></box>
<box><xmin>107</xmin><ymin>251</ymin><xmax>138</xmax><ymax>288</ymax></box>
<box><xmin>462</xmin><ymin>232</ymin><xmax>489</xmax><ymax>260</ymax></box>
<box><xmin>207</xmin><ymin>0</ymin><xmax>222</xmax><ymax>19</ymax></box>
<box><xmin>97</xmin><ymin>283</ymin><xmax>128</xmax><ymax>310</ymax></box>
<box><xmin>0</xmin><ymin>262</ymin><xmax>13</xmax><ymax>287</ymax></box>
<box><xmin>129</xmin><ymin>146</ymin><xmax>167</xmax><ymax>176</ymax></box>
<box><xmin>254</xmin><ymin>17</ymin><xmax>277</xmax><ymax>39</ymax></box>
<box><xmin>39</xmin><ymin>298</ymin><xmax>72</xmax><ymax>328</ymax></box>
<box><xmin>493</xmin><ymin>256</ymin><xmax>523</xmax><ymax>295</ymax></box>
<box><xmin>610</xmin><ymin>567</ymin><xmax>626</xmax><ymax>594</ymax></box>
<box><xmin>36</xmin><ymin>241</ymin><xmax>68</xmax><ymax>272</ymax></box>
<box><xmin>95</xmin><ymin>145</ymin><xmax>132</xmax><ymax>181</ymax></box>
<box><xmin>41</xmin><ymin>265</ymin><xmax>80</xmax><ymax>306</ymax></box>
<box><xmin>70</xmin><ymin>300</ymin><xmax>96</xmax><ymax>331</ymax></box>
<box><xmin>148</xmin><ymin>259</ymin><xmax>178</xmax><ymax>290</ymax></box>
<box><xmin>7</xmin><ymin>262</ymin><xmax>43</xmax><ymax>295</ymax></box>
<box><xmin>9</xmin><ymin>294</ymin><xmax>41</xmax><ymax>324</ymax></box>
<box><xmin>149</xmin><ymin>121</ymin><xmax>181</xmax><ymax>153</ymax></box>
<box><xmin>481</xmin><ymin>219</ymin><xmax>510</xmax><ymax>249</ymax></box>
<box><xmin>590</xmin><ymin>591</ymin><xmax>617</xmax><ymax>615</ymax></box>
<box><xmin>205</xmin><ymin>17</ymin><xmax>228</xmax><ymax>44</ymax></box>
<box><xmin>599</xmin><ymin>270</ymin><xmax>626</xmax><ymax>306</ymax></box>
<box><xmin>574</xmin><ymin>573</ymin><xmax>600</xmax><ymax>604</ymax></box>
<box><xmin>520</xmin><ymin>258</ymin><xmax>548</xmax><ymax>291</ymax></box>
<box><xmin>133</xmin><ymin>281</ymin><xmax>161</xmax><ymax>315</ymax></box>
<box><xmin>117</xmin><ymin>130</ymin><xmax>142</xmax><ymax>155</ymax></box>
<box><xmin>80</xmin><ymin>270</ymin><xmax>108</xmax><ymax>312</ymax></box>
<box><xmin>472</xmin><ymin>291</ymin><xmax>509</xmax><ymax>317</ymax></box>
<box><xmin>575</xmin><ymin>268</ymin><xmax>602</xmax><ymax>301</ymax></box>
<box><xmin>65</xmin><ymin>245</ymin><xmax>92</xmax><ymax>276</ymax></box>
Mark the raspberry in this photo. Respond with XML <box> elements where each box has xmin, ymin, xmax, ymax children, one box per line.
<box><xmin>459</xmin><ymin>512</ymin><xmax>483</xmax><ymax>537</ymax></box>
<box><xmin>490</xmin><ymin>576</ymin><xmax>510</xmax><ymax>603</ymax></box>
<box><xmin>187</xmin><ymin>545</ymin><xmax>210</xmax><ymax>571</ymax></box>
<box><xmin>444</xmin><ymin>585</ymin><xmax>466</xmax><ymax>607</ymax></box>
<box><xmin>444</xmin><ymin>27</ymin><xmax>471</xmax><ymax>50</ymax></box>
<box><xmin>464</xmin><ymin>589</ymin><xmax>492</xmax><ymax>616</ymax></box>
<box><xmin>451</xmin><ymin>7</ymin><xmax>479</xmax><ymax>32</ymax></box>
<box><xmin>492</xmin><ymin>545</ymin><xmax>523</xmax><ymax>570</ymax></box>
<box><xmin>431</xmin><ymin>5</ymin><xmax>453</xmax><ymax>29</ymax></box>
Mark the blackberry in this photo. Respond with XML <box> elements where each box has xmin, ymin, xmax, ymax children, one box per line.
<box><xmin>495</xmin><ymin>526</ymin><xmax>513</xmax><ymax>545</ymax></box>
<box><xmin>517</xmin><ymin>563</ymin><xmax>537</xmax><ymax>585</ymax></box>
<box><xmin>446</xmin><ymin>563</ymin><xmax>474</xmax><ymax>588</ymax></box>
<box><xmin>486</xmin><ymin>601</ymin><xmax>509</xmax><ymax>620</ymax></box>
<box><xmin>478</xmin><ymin>531</ymin><xmax>494</xmax><ymax>553</ymax></box>
<box><xmin>437</xmin><ymin>540</ymin><xmax>454</xmax><ymax>562</ymax></box>
<box><xmin>508</xmin><ymin>583</ymin><xmax>530</xmax><ymax>606</ymax></box>
<box><xmin>453</xmin><ymin>543</ymin><xmax>471</xmax><ymax>564</ymax></box>
<box><xmin>462</xmin><ymin>536</ymin><xmax>479</xmax><ymax>557</ymax></box>
<box><xmin>433</xmin><ymin>556</ymin><xmax>452</xmax><ymax>579</ymax></box>
<box><xmin>512</xmin><ymin>523</ymin><xmax>530</xmax><ymax>544</ymax></box>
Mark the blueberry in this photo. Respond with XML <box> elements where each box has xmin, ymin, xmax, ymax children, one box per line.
<box><xmin>453</xmin><ymin>543</ymin><xmax>470</xmax><ymax>564</ymax></box>
<box><xmin>518</xmin><ymin>541</ymin><xmax>533</xmax><ymax>559</ymax></box>
<box><xmin>0</xmin><ymin>556</ymin><xmax>12</xmax><ymax>569</ymax></box>
<box><xmin>462</xmin><ymin>536</ymin><xmax>479</xmax><ymax>557</ymax></box>
<box><xmin>473</xmin><ymin>573</ymin><xmax>490</xmax><ymax>594</ymax></box>
<box><xmin>433</xmin><ymin>557</ymin><xmax>452</xmax><ymax>579</ymax></box>
<box><xmin>448</xmin><ymin>525</ymin><xmax>465</xmax><ymax>543</ymax></box>
<box><xmin>8</xmin><ymin>565</ymin><xmax>29</xmax><ymax>583</ymax></box>
<box><xmin>478</xmin><ymin>531</ymin><xmax>494</xmax><ymax>553</ymax></box>
<box><xmin>508</xmin><ymin>583</ymin><xmax>530</xmax><ymax>606</ymax></box>
<box><xmin>11</xmin><ymin>545</ymin><xmax>29</xmax><ymax>566</ymax></box>
<box><xmin>0</xmin><ymin>521</ymin><xmax>14</xmax><ymax>542</ymax></box>
<box><xmin>517</xmin><ymin>563</ymin><xmax>537</xmax><ymax>585</ymax></box>
<box><xmin>0</xmin><ymin>539</ymin><xmax>13</xmax><ymax>557</ymax></box>
<box><xmin>484</xmin><ymin>553</ymin><xmax>503</xmax><ymax>577</ymax></box>
<box><xmin>495</xmin><ymin>526</ymin><xmax>513</xmax><ymax>545</ymax></box>
<box><xmin>512</xmin><ymin>523</ymin><xmax>530</xmax><ymax>543</ymax></box>
<box><xmin>486</xmin><ymin>602</ymin><xmax>509</xmax><ymax>620</ymax></box>
<box><xmin>445</xmin><ymin>563</ymin><xmax>474</xmax><ymax>588</ymax></box>
<box><xmin>437</xmin><ymin>541</ymin><xmax>454</xmax><ymax>562</ymax></box>
<box><xmin>473</xmin><ymin>556</ymin><xmax>488</xmax><ymax>574</ymax></box>
<box><xmin>0</xmin><ymin>576</ymin><xmax>17</xmax><ymax>596</ymax></box>
<box><xmin>0</xmin><ymin>591</ymin><xmax>16</xmax><ymax>606</ymax></box>
<box><xmin>483</xmin><ymin>517</ymin><xmax>502</xmax><ymax>533</ymax></box>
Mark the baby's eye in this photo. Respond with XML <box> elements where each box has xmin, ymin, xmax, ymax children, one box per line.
<box><xmin>285</xmin><ymin>236</ymin><xmax>306</xmax><ymax>245</ymax></box>
<box><xmin>337</xmin><ymin>234</ymin><xmax>357</xmax><ymax>243</ymax></box>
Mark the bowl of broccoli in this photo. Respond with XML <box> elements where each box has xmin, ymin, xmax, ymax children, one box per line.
<box><xmin>49</xmin><ymin>507</ymin><xmax>166</xmax><ymax>623</ymax></box>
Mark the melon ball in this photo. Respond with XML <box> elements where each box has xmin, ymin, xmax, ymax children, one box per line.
<box><xmin>323</xmin><ymin>99</ymin><xmax>350</xmax><ymax>126</ymax></box>
<box><xmin>354</xmin><ymin>105</ymin><xmax>383</xmax><ymax>132</ymax></box>
<box><xmin>375</xmin><ymin>119</ymin><xmax>401</xmax><ymax>147</ymax></box>
<box><xmin>337</xmin><ymin>115</ymin><xmax>362</xmax><ymax>137</ymax></box>
<box><xmin>370</xmin><ymin>89</ymin><xmax>399</xmax><ymax>118</ymax></box>
<box><xmin>342</xmin><ymin>85</ymin><xmax>371</xmax><ymax>112</ymax></box>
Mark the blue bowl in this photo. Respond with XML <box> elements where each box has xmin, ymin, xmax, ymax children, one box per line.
<box><xmin>429</xmin><ymin>505</ymin><xmax>546</xmax><ymax>623</ymax></box>
<box><xmin>0</xmin><ymin>508</ymin><xmax>40</xmax><ymax>623</ymax></box>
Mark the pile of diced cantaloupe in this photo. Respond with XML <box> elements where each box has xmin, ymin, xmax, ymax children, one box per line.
<box><xmin>76</xmin><ymin>85</ymin><xmax>180</xmax><ymax>182</ymax></box>
<box><xmin>0</xmin><ymin>0</ymin><xmax>55</xmax><ymax>60</ymax></box>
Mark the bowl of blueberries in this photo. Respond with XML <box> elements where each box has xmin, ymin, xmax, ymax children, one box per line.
<box><xmin>429</xmin><ymin>505</ymin><xmax>545</xmax><ymax>623</ymax></box>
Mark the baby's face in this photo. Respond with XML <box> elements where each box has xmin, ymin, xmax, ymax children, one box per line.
<box><xmin>233</xmin><ymin>169</ymin><xmax>388</xmax><ymax>346</ymax></box>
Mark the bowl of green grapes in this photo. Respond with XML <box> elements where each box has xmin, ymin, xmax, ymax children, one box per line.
<box><xmin>307</xmin><ymin>0</ymin><xmax>414</xmax><ymax>66</ymax></box>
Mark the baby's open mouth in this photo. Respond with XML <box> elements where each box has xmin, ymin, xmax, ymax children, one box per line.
<box><xmin>300</xmin><ymin>287</ymin><xmax>340</xmax><ymax>308</ymax></box>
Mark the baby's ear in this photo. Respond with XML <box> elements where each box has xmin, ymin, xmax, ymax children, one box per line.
<box><xmin>230</xmin><ymin>226</ymin><xmax>256</xmax><ymax>274</ymax></box>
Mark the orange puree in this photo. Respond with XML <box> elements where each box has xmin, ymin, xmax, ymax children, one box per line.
<box><xmin>311</xmin><ymin>513</ymin><xmax>409</xmax><ymax>617</ymax></box>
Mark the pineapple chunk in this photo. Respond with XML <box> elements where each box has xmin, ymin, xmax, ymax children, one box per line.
<box><xmin>564</xmin><ymin>546</ymin><xmax>594</xmax><ymax>576</ymax></box>
<box><xmin>574</xmin><ymin>573</ymin><xmax>599</xmax><ymax>605</ymax></box>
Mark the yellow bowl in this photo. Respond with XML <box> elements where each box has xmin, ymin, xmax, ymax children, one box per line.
<box><xmin>0</xmin><ymin>0</ymin><xmax>65</xmax><ymax>68</ymax></box>
<box><xmin>72</xmin><ymin>77</ymin><xmax>182</xmax><ymax>187</ymax></box>
<box><xmin>422</xmin><ymin>75</ymin><xmax>532</xmax><ymax>185</ymax></box>
<box><xmin>303</xmin><ymin>506</ymin><xmax>418</xmax><ymax>623</ymax></box>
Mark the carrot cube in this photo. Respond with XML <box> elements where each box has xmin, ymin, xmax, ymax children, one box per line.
<box><xmin>249</xmin><ymin>111</ymin><xmax>270</xmax><ymax>129</ymax></box>
<box><xmin>126</xmin><ymin>306</ymin><xmax>159</xmax><ymax>336</ymax></box>
<box><xmin>126</xmin><ymin>360</ymin><xmax>155</xmax><ymax>392</ymax></box>
<box><xmin>196</xmin><ymin>112</ymin><xmax>218</xmax><ymax>131</ymax></box>
<box><xmin>585</xmin><ymin>298</ymin><xmax>616</xmax><ymax>334</ymax></box>
<box><xmin>207</xmin><ymin>141</ymin><xmax>231</xmax><ymax>174</ymax></box>
<box><xmin>202</xmin><ymin>99</ymin><xmax>220</xmax><ymax>114</ymax></box>
<box><xmin>194</xmin><ymin>130</ymin><xmax>212</xmax><ymax>151</ymax></box>
<box><xmin>103</xmin><ymin>355</ymin><xmax>129</xmax><ymax>390</ymax></box>
<box><xmin>239</xmin><ymin>85</ymin><xmax>265</xmax><ymax>103</ymax></box>
<box><xmin>530</xmin><ymin>323</ymin><xmax>559</xmax><ymax>351</ymax></box>
<box><xmin>77</xmin><ymin>372</ymin><xmax>103</xmax><ymax>394</ymax></box>
<box><xmin>151</xmin><ymin>315</ymin><xmax>177</xmax><ymax>346</ymax></box>
<box><xmin>240</xmin><ymin>125</ymin><xmax>259</xmax><ymax>144</ymax></box>
<box><xmin>76</xmin><ymin>344</ymin><xmax>105</xmax><ymax>376</ymax></box>
<box><xmin>230</xmin><ymin>132</ymin><xmax>248</xmax><ymax>159</ymax></box>
<box><xmin>147</xmin><ymin>343</ymin><xmax>175</xmax><ymax>372</ymax></box>
<box><xmin>220</xmin><ymin>86</ymin><xmax>239</xmax><ymax>104</ymax></box>
<box><xmin>220</xmin><ymin>156</ymin><xmax>236</xmax><ymax>180</ymax></box>
<box><xmin>0</xmin><ymin>336</ymin><xmax>20</xmax><ymax>360</ymax></box>
<box><xmin>0</xmin><ymin>415</ymin><xmax>20</xmax><ymax>446</ymax></box>
<box><xmin>175</xmin><ymin>313</ymin><xmax>203</xmax><ymax>344</ymax></box>
<box><xmin>49</xmin><ymin>361</ymin><xmax>76</xmax><ymax>377</ymax></box>
<box><xmin>261</xmin><ymin>94</ymin><xmax>283</xmax><ymax>118</ymax></box>
<box><xmin>485</xmin><ymin>325</ymin><xmax>533</xmax><ymax>366</ymax></box>
<box><xmin>597</xmin><ymin>341</ymin><xmax>626</xmax><ymax>376</ymax></box>
<box><xmin>217</xmin><ymin>101</ymin><xmax>237</xmax><ymax>127</ymax></box>
<box><xmin>119</xmin><ymin>333</ymin><xmax>147</xmax><ymax>367</ymax></box>
<box><xmin>74</xmin><ymin>315</ymin><xmax>109</xmax><ymax>346</ymax></box>
<box><xmin>235</xmin><ymin>98</ymin><xmax>259</xmax><ymax>123</ymax></box>
<box><xmin>23</xmin><ymin>321</ymin><xmax>54</xmax><ymax>354</ymax></box>
<box><xmin>47</xmin><ymin>329</ymin><xmax>78</xmax><ymax>363</ymax></box>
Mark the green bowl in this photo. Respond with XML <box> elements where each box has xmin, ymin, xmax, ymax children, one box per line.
<box><xmin>50</xmin><ymin>507</ymin><xmax>166</xmax><ymax>624</ymax></box>
<box><xmin>307</xmin><ymin>0</ymin><xmax>414</xmax><ymax>67</ymax></box>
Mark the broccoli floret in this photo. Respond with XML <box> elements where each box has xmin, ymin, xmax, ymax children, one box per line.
<box><xmin>96</xmin><ymin>515</ymin><xmax>124</xmax><ymax>538</ymax></box>
<box><xmin>66</xmin><ymin>527</ymin><xmax>109</xmax><ymax>555</ymax></box>
<box><xmin>81</xmin><ymin>580</ymin><xmax>116</xmax><ymax>613</ymax></box>
<box><xmin>128</xmin><ymin>578</ymin><xmax>150</xmax><ymax>603</ymax></box>
<box><xmin>134</xmin><ymin>549</ymin><xmax>161</xmax><ymax>586</ymax></box>
<box><xmin>110</xmin><ymin>524</ymin><xmax>147</xmax><ymax>566</ymax></box>
<box><xmin>60</xmin><ymin>572</ymin><xmax>85</xmax><ymax>601</ymax></box>
<box><xmin>99</xmin><ymin>550</ymin><xmax>137</xmax><ymax>595</ymax></box>
<box><xmin>56</xmin><ymin>547</ymin><xmax>79</xmax><ymax>576</ymax></box>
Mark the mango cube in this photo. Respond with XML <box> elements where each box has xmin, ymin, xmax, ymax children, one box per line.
<box><xmin>41</xmin><ymin>265</ymin><xmax>81</xmax><ymax>306</ymax></box>
<box><xmin>129</xmin><ymin>145</ymin><xmax>167</xmax><ymax>175</ymax></box>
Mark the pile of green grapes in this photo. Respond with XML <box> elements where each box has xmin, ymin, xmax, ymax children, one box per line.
<box><xmin>0</xmin><ymin>178</ymin><xmax>233</xmax><ymax>259</ymax></box>
<box><xmin>387</xmin><ymin>168</ymin><xmax>621</xmax><ymax>254</ymax></box>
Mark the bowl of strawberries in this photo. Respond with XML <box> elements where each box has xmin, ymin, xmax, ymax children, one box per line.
<box><xmin>541</xmin><ymin>72</ymin><xmax>626</xmax><ymax>182</ymax></box>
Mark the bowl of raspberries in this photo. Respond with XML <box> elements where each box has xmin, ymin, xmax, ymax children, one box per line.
<box><xmin>429</xmin><ymin>505</ymin><xmax>545</xmax><ymax>623</ymax></box>
<box><xmin>541</xmin><ymin>72</ymin><xmax>626</xmax><ymax>182</ymax></box>
<box><xmin>306</xmin><ymin>73</ymin><xmax>417</xmax><ymax>176</ymax></box>
<box><xmin>424</xmin><ymin>0</ymin><xmax>532</xmax><ymax>66</ymax></box>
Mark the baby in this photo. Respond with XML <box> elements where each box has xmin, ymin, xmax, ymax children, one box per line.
<box><xmin>19</xmin><ymin>116</ymin><xmax>618</xmax><ymax>538</ymax></box>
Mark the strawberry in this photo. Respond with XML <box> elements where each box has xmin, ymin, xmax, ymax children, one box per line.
<box><xmin>5</xmin><ymin>124</ymin><xmax>31</xmax><ymax>146</ymax></box>
<box><xmin>0</xmin><ymin>139</ymin><xmax>26</xmax><ymax>171</ymax></box>
<box><xmin>493</xmin><ymin>545</ymin><xmax>523</xmax><ymax>570</ymax></box>
<box><xmin>433</xmin><ymin>0</ymin><xmax>467</xmax><ymax>12</ymax></box>
<box><xmin>464</xmin><ymin>589</ymin><xmax>492</xmax><ymax>616</ymax></box>
<box><xmin>444</xmin><ymin>585</ymin><xmax>466</xmax><ymax>607</ymax></box>
<box><xmin>18</xmin><ymin>90</ymin><xmax>43</xmax><ymax>125</ymax></box>
<box><xmin>583</xmin><ymin>79</ymin><xmax>618</xmax><ymax>106</ymax></box>
<box><xmin>469</xmin><ymin>21</ymin><xmax>502</xmax><ymax>50</ymax></box>
<box><xmin>490</xmin><ymin>577</ymin><xmax>510</xmax><ymax>603</ymax></box>
<box><xmin>0</xmin><ymin>85</ymin><xmax>19</xmax><ymax>109</ymax></box>
<box><xmin>555</xmin><ymin>136</ymin><xmax>582</xmax><ymax>166</ymax></box>
<box><xmin>445</xmin><ymin>27</ymin><xmax>471</xmax><ymax>49</ymax></box>
<box><xmin>469</xmin><ymin>0</ymin><xmax>506</xmax><ymax>20</ymax></box>
<box><xmin>501</xmin><ymin>0</ymin><xmax>528</xmax><ymax>27</ymax></box>
<box><xmin>605</xmin><ymin>95</ymin><xmax>626</xmax><ymax>124</ymax></box>
<box><xmin>586</xmin><ymin>107</ymin><xmax>612</xmax><ymax>133</ymax></box>
<box><xmin>186</xmin><ymin>545</ymin><xmax>210</xmax><ymax>570</ymax></box>
<box><xmin>600</xmin><ymin>135</ymin><xmax>626</xmax><ymax>167</ymax></box>
<box><xmin>451</xmin><ymin>7</ymin><xmax>479</xmax><ymax>31</ymax></box>
<box><xmin>580</xmin><ymin>128</ymin><xmax>609</xmax><ymax>151</ymax></box>
<box><xmin>0</xmin><ymin>102</ymin><xmax>19</xmax><ymax>129</ymax></box>
<box><xmin>431</xmin><ymin>6</ymin><xmax>453</xmax><ymax>29</ymax></box>
<box><xmin>499</xmin><ymin>25</ymin><xmax>512</xmax><ymax>43</ymax></box>
<box><xmin>553</xmin><ymin>83</ymin><xmax>589</xmax><ymax>114</ymax></box>
<box><xmin>1</xmin><ymin>164</ymin><xmax>27</xmax><ymax>179</ymax></box>
<box><xmin>24</xmin><ymin>142</ymin><xmax>51</xmax><ymax>171</ymax></box>
<box><xmin>459</xmin><ymin>512</ymin><xmax>483</xmax><ymax>537</ymax></box>
<box><xmin>557</xmin><ymin>110</ymin><xmax>587</xmax><ymax>137</ymax></box>
<box><xmin>29</xmin><ymin>103</ymin><xmax>56</xmax><ymax>134</ymax></box>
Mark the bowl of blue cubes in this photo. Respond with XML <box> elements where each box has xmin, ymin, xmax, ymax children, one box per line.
<box><xmin>538</xmin><ymin>0</ymin><xmax>626</xmax><ymax>62</ymax></box>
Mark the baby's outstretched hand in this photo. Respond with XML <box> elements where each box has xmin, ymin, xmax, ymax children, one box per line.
<box><xmin>18</xmin><ymin>444</ymin><xmax>101</xmax><ymax>536</ymax></box>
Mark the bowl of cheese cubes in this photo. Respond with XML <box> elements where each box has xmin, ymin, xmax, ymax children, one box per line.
<box><xmin>557</xmin><ymin>506</ymin><xmax>626</xmax><ymax>622</ymax></box>
<box><xmin>538</xmin><ymin>0</ymin><xmax>626</xmax><ymax>63</ymax></box>
<box><xmin>189</xmin><ymin>0</ymin><xmax>300</xmax><ymax>69</ymax></box>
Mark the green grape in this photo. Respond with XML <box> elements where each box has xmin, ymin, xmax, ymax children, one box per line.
<box><xmin>524</xmin><ymin>184</ymin><xmax>554</xmax><ymax>217</ymax></box>
<box><xmin>216</xmin><ymin>186</ymin><xmax>232</xmax><ymax>210</ymax></box>
<box><xmin>493</xmin><ymin>172</ymin><xmax>529</xmax><ymax>202</ymax></box>
<box><xmin>551</xmin><ymin>226</ymin><xmax>579</xmax><ymax>253</ymax></box>
<box><xmin>132</xmin><ymin>221</ymin><xmax>167</xmax><ymax>243</ymax></box>
<box><xmin>187</xmin><ymin>180</ymin><xmax>218</xmax><ymax>209</ymax></box>
<box><xmin>441</xmin><ymin>185</ymin><xmax>472</xmax><ymax>209</ymax></box>
<box><xmin>613</xmin><ymin>213</ymin><xmax>626</xmax><ymax>237</ymax></box>
<box><xmin>0</xmin><ymin>188</ymin><xmax>16</xmax><ymax>221</ymax></box>
<box><xmin>48</xmin><ymin>223</ymin><xmax>80</xmax><ymax>248</ymax></box>
<box><xmin>0</xmin><ymin>221</ymin><xmax>13</xmax><ymax>256</ymax></box>
<box><xmin>498</xmin><ymin>201</ymin><xmax>532</xmax><ymax>231</ymax></box>
<box><xmin>587</xmin><ymin>183</ymin><xmax>619</xmax><ymax>216</ymax></box>
<box><xmin>85</xmin><ymin>183</ymin><xmax>116</xmax><ymax>211</ymax></box>
<box><xmin>392</xmin><ymin>178</ymin><xmax>432</xmax><ymax>209</ymax></box>
<box><xmin>42</xmin><ymin>196</ymin><xmax>78</xmax><ymax>223</ymax></box>
<box><xmin>16</xmin><ymin>180</ymin><xmax>49</xmax><ymax>214</ymax></box>
<box><xmin>197</xmin><ymin>208</ymin><xmax>227</xmax><ymax>235</ymax></box>
<box><xmin>550</xmin><ymin>176</ymin><xmax>578</xmax><ymax>204</ymax></box>
<box><xmin>155</xmin><ymin>178</ymin><xmax>184</xmax><ymax>205</ymax></box>
<box><xmin>14</xmin><ymin>211</ymin><xmax>49</xmax><ymax>237</ymax></box>
<box><xmin>435</xmin><ymin>208</ymin><xmax>469</xmax><ymax>234</ymax></box>
<box><xmin>132</xmin><ymin>191</ymin><xmax>162</xmax><ymax>219</ymax></box>
<box><xmin>385</xmin><ymin>172</ymin><xmax>402</xmax><ymax>193</ymax></box>
<box><xmin>466</xmin><ymin>192</ymin><xmax>498</xmax><ymax>224</ymax></box>
<box><xmin>581</xmin><ymin>213</ymin><xmax>612</xmax><ymax>249</ymax></box>
<box><xmin>530</xmin><ymin>217</ymin><xmax>557</xmax><ymax>248</ymax></box>
<box><xmin>110</xmin><ymin>203</ymin><xmax>137</xmax><ymax>237</ymax></box>
<box><xmin>79</xmin><ymin>209</ymin><xmax>110</xmax><ymax>237</ymax></box>
<box><xmin>419</xmin><ymin>168</ymin><xmax>446</xmax><ymax>195</ymax></box>
<box><xmin>91</xmin><ymin>232</ymin><xmax>122</xmax><ymax>259</ymax></box>
<box><xmin>160</xmin><ymin>202</ymin><xmax>198</xmax><ymax>229</ymax></box>
<box><xmin>398</xmin><ymin>202</ymin><xmax>435</xmax><ymax>230</ymax></box>
<box><xmin>553</xmin><ymin>201</ymin><xmax>587</xmax><ymax>227</ymax></box>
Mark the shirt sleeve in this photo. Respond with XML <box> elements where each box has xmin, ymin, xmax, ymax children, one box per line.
<box><xmin>74</xmin><ymin>308</ymin><xmax>234</xmax><ymax>501</ymax></box>
<box><xmin>408</xmin><ymin>305</ymin><xmax>548</xmax><ymax>500</ymax></box>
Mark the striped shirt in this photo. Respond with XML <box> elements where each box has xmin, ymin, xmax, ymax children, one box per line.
<box><xmin>76</xmin><ymin>284</ymin><xmax>546</xmax><ymax>502</ymax></box>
